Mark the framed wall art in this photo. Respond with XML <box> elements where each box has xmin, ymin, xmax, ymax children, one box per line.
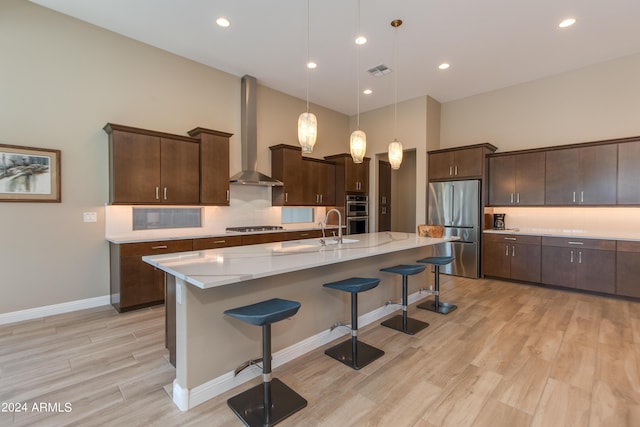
<box><xmin>0</xmin><ymin>144</ymin><xmax>61</xmax><ymax>202</ymax></box>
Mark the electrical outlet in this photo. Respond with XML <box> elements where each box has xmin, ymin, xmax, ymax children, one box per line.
<box><xmin>83</xmin><ymin>212</ymin><xmax>97</xmax><ymax>223</ymax></box>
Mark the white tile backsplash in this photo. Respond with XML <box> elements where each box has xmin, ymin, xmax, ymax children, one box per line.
<box><xmin>105</xmin><ymin>185</ymin><xmax>326</xmax><ymax>240</ymax></box>
<box><xmin>487</xmin><ymin>206</ymin><xmax>640</xmax><ymax>234</ymax></box>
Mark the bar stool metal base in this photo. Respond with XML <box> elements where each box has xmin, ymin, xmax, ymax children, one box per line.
<box><xmin>380</xmin><ymin>314</ymin><xmax>429</xmax><ymax>335</ymax></box>
<box><xmin>417</xmin><ymin>300</ymin><xmax>458</xmax><ymax>315</ymax></box>
<box><xmin>324</xmin><ymin>338</ymin><xmax>385</xmax><ymax>370</ymax></box>
<box><xmin>227</xmin><ymin>378</ymin><xmax>307</xmax><ymax>427</ymax></box>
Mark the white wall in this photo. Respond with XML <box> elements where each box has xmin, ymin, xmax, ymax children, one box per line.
<box><xmin>0</xmin><ymin>0</ymin><xmax>350</xmax><ymax>315</ymax></box>
<box><xmin>441</xmin><ymin>53</ymin><xmax>640</xmax><ymax>151</ymax></box>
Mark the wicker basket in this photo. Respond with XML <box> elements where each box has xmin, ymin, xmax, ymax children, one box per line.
<box><xmin>417</xmin><ymin>224</ymin><xmax>444</xmax><ymax>238</ymax></box>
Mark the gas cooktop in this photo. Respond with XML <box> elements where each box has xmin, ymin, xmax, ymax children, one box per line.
<box><xmin>225</xmin><ymin>225</ymin><xmax>284</xmax><ymax>233</ymax></box>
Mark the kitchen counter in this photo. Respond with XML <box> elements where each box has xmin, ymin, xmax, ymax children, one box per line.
<box><xmin>144</xmin><ymin>232</ymin><xmax>457</xmax><ymax>289</ymax></box>
<box><xmin>106</xmin><ymin>225</ymin><xmax>342</xmax><ymax>244</ymax></box>
<box><xmin>484</xmin><ymin>228</ymin><xmax>640</xmax><ymax>242</ymax></box>
<box><xmin>144</xmin><ymin>232</ymin><xmax>453</xmax><ymax>411</ymax></box>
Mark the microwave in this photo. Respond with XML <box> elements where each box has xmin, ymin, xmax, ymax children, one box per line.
<box><xmin>346</xmin><ymin>195</ymin><xmax>368</xmax><ymax>217</ymax></box>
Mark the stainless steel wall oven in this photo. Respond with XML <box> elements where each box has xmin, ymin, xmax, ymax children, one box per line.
<box><xmin>345</xmin><ymin>195</ymin><xmax>369</xmax><ymax>235</ymax></box>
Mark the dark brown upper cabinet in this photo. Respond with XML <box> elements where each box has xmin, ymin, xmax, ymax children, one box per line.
<box><xmin>488</xmin><ymin>152</ymin><xmax>545</xmax><ymax>206</ymax></box>
<box><xmin>270</xmin><ymin>144</ymin><xmax>304</xmax><ymax>206</ymax></box>
<box><xmin>104</xmin><ymin>123</ymin><xmax>200</xmax><ymax>205</ymax></box>
<box><xmin>302</xmin><ymin>158</ymin><xmax>336</xmax><ymax>206</ymax></box>
<box><xmin>188</xmin><ymin>127</ymin><xmax>232</xmax><ymax>206</ymax></box>
<box><xmin>324</xmin><ymin>154</ymin><xmax>370</xmax><ymax>205</ymax></box>
<box><xmin>428</xmin><ymin>144</ymin><xmax>497</xmax><ymax>181</ymax></box>
<box><xmin>618</xmin><ymin>140</ymin><xmax>640</xmax><ymax>204</ymax></box>
<box><xmin>545</xmin><ymin>144</ymin><xmax>617</xmax><ymax>205</ymax></box>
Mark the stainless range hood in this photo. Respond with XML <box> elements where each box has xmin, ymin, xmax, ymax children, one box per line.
<box><xmin>230</xmin><ymin>75</ymin><xmax>283</xmax><ymax>186</ymax></box>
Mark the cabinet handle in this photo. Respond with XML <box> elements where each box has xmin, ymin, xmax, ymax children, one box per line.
<box><xmin>568</xmin><ymin>241</ymin><xmax>584</xmax><ymax>245</ymax></box>
<box><xmin>510</xmin><ymin>193</ymin><xmax>514</xmax><ymax>204</ymax></box>
<box><xmin>512</xmin><ymin>245</ymin><xmax>515</xmax><ymax>257</ymax></box>
<box><xmin>516</xmin><ymin>193</ymin><xmax>520</xmax><ymax>204</ymax></box>
<box><xmin>213</xmin><ymin>240</ymin><xmax>226</xmax><ymax>244</ymax></box>
<box><xmin>580</xmin><ymin>191</ymin><xmax>584</xmax><ymax>203</ymax></box>
<box><xmin>164</xmin><ymin>187</ymin><xmax>167</xmax><ymax>200</ymax></box>
<box><xmin>285</xmin><ymin>193</ymin><xmax>288</xmax><ymax>203</ymax></box>
<box><xmin>572</xmin><ymin>191</ymin><xmax>576</xmax><ymax>203</ymax></box>
<box><xmin>155</xmin><ymin>186</ymin><xmax>159</xmax><ymax>200</ymax></box>
<box><xmin>578</xmin><ymin>251</ymin><xmax>582</xmax><ymax>264</ymax></box>
<box><xmin>226</xmin><ymin>189</ymin><xmax>230</xmax><ymax>201</ymax></box>
<box><xmin>299</xmin><ymin>233</ymin><xmax>309</xmax><ymax>237</ymax></box>
<box><xmin>454</xmin><ymin>165</ymin><xmax>458</xmax><ymax>175</ymax></box>
<box><xmin>320</xmin><ymin>194</ymin><xmax>323</xmax><ymax>203</ymax></box>
<box><xmin>449</xmin><ymin>166</ymin><xmax>453</xmax><ymax>176</ymax></box>
<box><xmin>505</xmin><ymin>245</ymin><xmax>509</xmax><ymax>256</ymax></box>
<box><xmin>504</xmin><ymin>237</ymin><xmax>517</xmax><ymax>241</ymax></box>
<box><xmin>151</xmin><ymin>245</ymin><xmax>168</xmax><ymax>250</ymax></box>
<box><xmin>570</xmin><ymin>250</ymin><xmax>574</xmax><ymax>263</ymax></box>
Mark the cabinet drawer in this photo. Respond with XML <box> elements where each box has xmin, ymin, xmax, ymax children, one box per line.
<box><xmin>120</xmin><ymin>239</ymin><xmax>193</xmax><ymax>257</ymax></box>
<box><xmin>483</xmin><ymin>233</ymin><xmax>541</xmax><ymax>245</ymax></box>
<box><xmin>541</xmin><ymin>236</ymin><xmax>615</xmax><ymax>251</ymax></box>
<box><xmin>193</xmin><ymin>236</ymin><xmax>242</xmax><ymax>250</ymax></box>
<box><xmin>617</xmin><ymin>240</ymin><xmax>640</xmax><ymax>253</ymax></box>
<box><xmin>285</xmin><ymin>230</ymin><xmax>323</xmax><ymax>241</ymax></box>
<box><xmin>241</xmin><ymin>233</ymin><xmax>285</xmax><ymax>245</ymax></box>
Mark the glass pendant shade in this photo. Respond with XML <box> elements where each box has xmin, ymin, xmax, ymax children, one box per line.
<box><xmin>388</xmin><ymin>139</ymin><xmax>403</xmax><ymax>169</ymax></box>
<box><xmin>350</xmin><ymin>129</ymin><xmax>366</xmax><ymax>163</ymax></box>
<box><xmin>298</xmin><ymin>111</ymin><xmax>317</xmax><ymax>153</ymax></box>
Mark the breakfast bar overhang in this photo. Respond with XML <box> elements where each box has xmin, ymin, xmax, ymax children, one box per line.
<box><xmin>143</xmin><ymin>232</ymin><xmax>456</xmax><ymax>410</ymax></box>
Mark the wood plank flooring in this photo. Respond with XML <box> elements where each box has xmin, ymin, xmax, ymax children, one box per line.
<box><xmin>1</xmin><ymin>276</ymin><xmax>639</xmax><ymax>426</ymax></box>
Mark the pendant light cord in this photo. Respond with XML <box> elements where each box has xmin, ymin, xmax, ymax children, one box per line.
<box><xmin>393</xmin><ymin>23</ymin><xmax>398</xmax><ymax>139</ymax></box>
<box><xmin>356</xmin><ymin>0</ymin><xmax>361</xmax><ymax>129</ymax></box>
<box><xmin>306</xmin><ymin>0</ymin><xmax>310</xmax><ymax>114</ymax></box>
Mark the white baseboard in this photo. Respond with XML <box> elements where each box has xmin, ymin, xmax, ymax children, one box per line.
<box><xmin>0</xmin><ymin>295</ymin><xmax>111</xmax><ymax>325</ymax></box>
<box><xmin>174</xmin><ymin>290</ymin><xmax>428</xmax><ymax>410</ymax></box>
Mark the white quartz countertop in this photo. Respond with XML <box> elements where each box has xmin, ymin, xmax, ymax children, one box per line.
<box><xmin>484</xmin><ymin>228</ymin><xmax>640</xmax><ymax>242</ymax></box>
<box><xmin>143</xmin><ymin>232</ymin><xmax>456</xmax><ymax>289</ymax></box>
<box><xmin>106</xmin><ymin>225</ymin><xmax>342</xmax><ymax>244</ymax></box>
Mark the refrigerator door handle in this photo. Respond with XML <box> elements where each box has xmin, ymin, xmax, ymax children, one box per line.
<box><xmin>450</xmin><ymin>184</ymin><xmax>455</xmax><ymax>225</ymax></box>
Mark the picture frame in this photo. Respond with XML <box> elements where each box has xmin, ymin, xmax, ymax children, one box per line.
<box><xmin>0</xmin><ymin>143</ymin><xmax>61</xmax><ymax>202</ymax></box>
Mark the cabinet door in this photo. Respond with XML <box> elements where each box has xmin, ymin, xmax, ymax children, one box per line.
<box><xmin>271</xmin><ymin>146</ymin><xmax>303</xmax><ymax>205</ymax></box>
<box><xmin>575</xmin><ymin>248</ymin><xmax>615</xmax><ymax>293</ymax></box>
<box><xmin>199</xmin><ymin>133</ymin><xmax>230</xmax><ymax>205</ymax></box>
<box><xmin>617</xmin><ymin>241</ymin><xmax>640</xmax><ymax>297</ymax></box>
<box><xmin>454</xmin><ymin>148</ymin><xmax>484</xmax><ymax>178</ymax></box>
<box><xmin>483</xmin><ymin>240</ymin><xmax>510</xmax><ymax>278</ymax></box>
<box><xmin>579</xmin><ymin>144</ymin><xmax>617</xmax><ymax>205</ymax></box>
<box><xmin>302</xmin><ymin>159</ymin><xmax>320</xmax><ymax>205</ymax></box>
<box><xmin>345</xmin><ymin>159</ymin><xmax>368</xmax><ymax>192</ymax></box>
<box><xmin>319</xmin><ymin>162</ymin><xmax>336</xmax><ymax>205</ymax></box>
<box><xmin>618</xmin><ymin>141</ymin><xmax>640</xmax><ymax>204</ymax></box>
<box><xmin>428</xmin><ymin>152</ymin><xmax>455</xmax><ymax>180</ymax></box>
<box><xmin>488</xmin><ymin>155</ymin><xmax>515</xmax><ymax>206</ymax></box>
<box><xmin>515</xmin><ymin>152</ymin><xmax>545</xmax><ymax>205</ymax></box>
<box><xmin>509</xmin><ymin>243</ymin><xmax>541</xmax><ymax>282</ymax></box>
<box><xmin>541</xmin><ymin>246</ymin><xmax>575</xmax><ymax>287</ymax></box>
<box><xmin>160</xmin><ymin>137</ymin><xmax>200</xmax><ymax>204</ymax></box>
<box><xmin>120</xmin><ymin>255</ymin><xmax>165</xmax><ymax>309</ymax></box>
<box><xmin>241</xmin><ymin>233</ymin><xmax>285</xmax><ymax>245</ymax></box>
<box><xmin>111</xmin><ymin>130</ymin><xmax>161</xmax><ymax>204</ymax></box>
<box><xmin>545</xmin><ymin>148</ymin><xmax>579</xmax><ymax>205</ymax></box>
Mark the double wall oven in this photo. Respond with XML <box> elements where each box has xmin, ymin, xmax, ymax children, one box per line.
<box><xmin>345</xmin><ymin>195</ymin><xmax>368</xmax><ymax>235</ymax></box>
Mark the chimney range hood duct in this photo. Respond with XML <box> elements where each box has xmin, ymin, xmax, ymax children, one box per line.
<box><xmin>230</xmin><ymin>75</ymin><xmax>283</xmax><ymax>186</ymax></box>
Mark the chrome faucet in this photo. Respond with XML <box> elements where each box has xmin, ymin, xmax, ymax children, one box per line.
<box><xmin>324</xmin><ymin>208</ymin><xmax>343</xmax><ymax>244</ymax></box>
<box><xmin>318</xmin><ymin>221</ymin><xmax>327</xmax><ymax>246</ymax></box>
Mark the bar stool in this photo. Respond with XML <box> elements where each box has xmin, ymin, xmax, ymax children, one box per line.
<box><xmin>380</xmin><ymin>264</ymin><xmax>429</xmax><ymax>335</ymax></box>
<box><xmin>224</xmin><ymin>298</ymin><xmax>307</xmax><ymax>427</ymax></box>
<box><xmin>417</xmin><ymin>256</ymin><xmax>457</xmax><ymax>315</ymax></box>
<box><xmin>323</xmin><ymin>277</ymin><xmax>385</xmax><ymax>370</ymax></box>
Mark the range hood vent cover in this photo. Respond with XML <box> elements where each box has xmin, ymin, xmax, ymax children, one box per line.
<box><xmin>230</xmin><ymin>75</ymin><xmax>283</xmax><ymax>186</ymax></box>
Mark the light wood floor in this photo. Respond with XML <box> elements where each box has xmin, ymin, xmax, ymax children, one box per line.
<box><xmin>1</xmin><ymin>276</ymin><xmax>640</xmax><ymax>426</ymax></box>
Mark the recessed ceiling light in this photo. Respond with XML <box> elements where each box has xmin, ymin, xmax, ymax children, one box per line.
<box><xmin>355</xmin><ymin>36</ymin><xmax>367</xmax><ymax>45</ymax></box>
<box><xmin>559</xmin><ymin>18</ymin><xmax>576</xmax><ymax>28</ymax></box>
<box><xmin>307</xmin><ymin>61</ymin><xmax>317</xmax><ymax>69</ymax></box>
<box><xmin>363</xmin><ymin>89</ymin><xmax>372</xmax><ymax>95</ymax></box>
<box><xmin>216</xmin><ymin>17</ymin><xmax>230</xmax><ymax>28</ymax></box>
<box><xmin>438</xmin><ymin>63</ymin><xmax>450</xmax><ymax>70</ymax></box>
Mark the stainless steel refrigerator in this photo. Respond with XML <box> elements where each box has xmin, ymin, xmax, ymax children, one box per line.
<box><xmin>428</xmin><ymin>180</ymin><xmax>481</xmax><ymax>278</ymax></box>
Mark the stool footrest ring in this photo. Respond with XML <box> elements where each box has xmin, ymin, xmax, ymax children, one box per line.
<box><xmin>234</xmin><ymin>356</ymin><xmax>264</xmax><ymax>376</ymax></box>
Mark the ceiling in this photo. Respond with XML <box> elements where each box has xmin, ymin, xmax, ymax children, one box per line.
<box><xmin>31</xmin><ymin>0</ymin><xmax>640</xmax><ymax>116</ymax></box>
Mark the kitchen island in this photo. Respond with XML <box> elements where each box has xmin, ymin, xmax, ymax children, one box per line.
<box><xmin>143</xmin><ymin>231</ymin><xmax>455</xmax><ymax>410</ymax></box>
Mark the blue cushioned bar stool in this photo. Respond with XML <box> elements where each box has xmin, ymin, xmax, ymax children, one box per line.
<box><xmin>417</xmin><ymin>256</ymin><xmax>457</xmax><ymax>315</ymax></box>
<box><xmin>323</xmin><ymin>277</ymin><xmax>385</xmax><ymax>370</ymax></box>
<box><xmin>224</xmin><ymin>298</ymin><xmax>307</xmax><ymax>427</ymax></box>
<box><xmin>380</xmin><ymin>264</ymin><xmax>429</xmax><ymax>335</ymax></box>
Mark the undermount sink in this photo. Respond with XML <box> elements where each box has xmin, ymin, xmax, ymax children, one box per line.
<box><xmin>273</xmin><ymin>238</ymin><xmax>359</xmax><ymax>253</ymax></box>
<box><xmin>324</xmin><ymin>238</ymin><xmax>359</xmax><ymax>245</ymax></box>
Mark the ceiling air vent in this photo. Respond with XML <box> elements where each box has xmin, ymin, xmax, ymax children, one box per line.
<box><xmin>367</xmin><ymin>64</ymin><xmax>392</xmax><ymax>77</ymax></box>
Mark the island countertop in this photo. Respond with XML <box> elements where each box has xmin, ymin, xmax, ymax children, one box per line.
<box><xmin>143</xmin><ymin>231</ymin><xmax>456</xmax><ymax>290</ymax></box>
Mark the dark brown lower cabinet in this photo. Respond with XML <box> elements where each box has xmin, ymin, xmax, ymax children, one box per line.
<box><xmin>483</xmin><ymin>234</ymin><xmax>541</xmax><ymax>282</ymax></box>
<box><xmin>541</xmin><ymin>237</ymin><xmax>615</xmax><ymax>294</ymax></box>
<box><xmin>110</xmin><ymin>239</ymin><xmax>193</xmax><ymax>313</ymax></box>
<box><xmin>617</xmin><ymin>241</ymin><xmax>640</xmax><ymax>298</ymax></box>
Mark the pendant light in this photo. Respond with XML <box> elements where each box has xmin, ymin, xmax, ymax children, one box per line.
<box><xmin>298</xmin><ymin>0</ymin><xmax>317</xmax><ymax>153</ymax></box>
<box><xmin>388</xmin><ymin>19</ymin><xmax>403</xmax><ymax>170</ymax></box>
<box><xmin>350</xmin><ymin>0</ymin><xmax>366</xmax><ymax>163</ymax></box>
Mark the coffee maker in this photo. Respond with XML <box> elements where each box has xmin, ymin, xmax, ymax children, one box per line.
<box><xmin>493</xmin><ymin>213</ymin><xmax>506</xmax><ymax>230</ymax></box>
